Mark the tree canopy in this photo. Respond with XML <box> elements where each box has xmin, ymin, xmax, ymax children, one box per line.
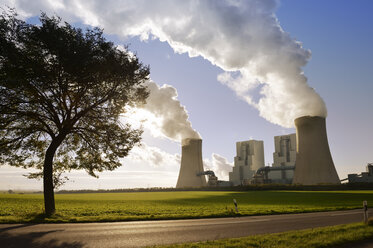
<box><xmin>0</xmin><ymin>10</ymin><xmax>149</xmax><ymax>215</ymax></box>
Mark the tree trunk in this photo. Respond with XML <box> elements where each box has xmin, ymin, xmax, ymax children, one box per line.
<box><xmin>41</xmin><ymin>122</ymin><xmax>71</xmax><ymax>216</ymax></box>
<box><xmin>43</xmin><ymin>141</ymin><xmax>59</xmax><ymax>217</ymax></box>
<box><xmin>43</xmin><ymin>131</ymin><xmax>69</xmax><ymax>217</ymax></box>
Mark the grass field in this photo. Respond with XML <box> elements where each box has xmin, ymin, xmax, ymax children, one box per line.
<box><xmin>152</xmin><ymin>223</ymin><xmax>373</xmax><ymax>248</ymax></box>
<box><xmin>1</xmin><ymin>190</ymin><xmax>373</xmax><ymax>223</ymax></box>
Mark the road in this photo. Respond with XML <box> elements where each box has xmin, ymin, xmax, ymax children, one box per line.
<box><xmin>0</xmin><ymin>209</ymin><xmax>370</xmax><ymax>248</ymax></box>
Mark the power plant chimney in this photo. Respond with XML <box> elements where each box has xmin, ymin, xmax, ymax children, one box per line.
<box><xmin>176</xmin><ymin>138</ymin><xmax>207</xmax><ymax>188</ymax></box>
<box><xmin>293</xmin><ymin>116</ymin><xmax>340</xmax><ymax>185</ymax></box>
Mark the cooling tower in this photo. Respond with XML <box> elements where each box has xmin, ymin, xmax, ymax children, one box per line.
<box><xmin>293</xmin><ymin>116</ymin><xmax>340</xmax><ymax>185</ymax></box>
<box><xmin>176</xmin><ymin>138</ymin><xmax>207</xmax><ymax>188</ymax></box>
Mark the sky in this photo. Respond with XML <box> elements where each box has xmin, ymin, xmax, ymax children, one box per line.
<box><xmin>0</xmin><ymin>0</ymin><xmax>372</xmax><ymax>190</ymax></box>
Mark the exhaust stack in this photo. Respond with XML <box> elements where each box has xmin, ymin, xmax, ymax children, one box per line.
<box><xmin>293</xmin><ymin>116</ymin><xmax>340</xmax><ymax>185</ymax></box>
<box><xmin>176</xmin><ymin>138</ymin><xmax>207</xmax><ymax>188</ymax></box>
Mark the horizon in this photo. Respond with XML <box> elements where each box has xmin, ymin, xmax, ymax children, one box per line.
<box><xmin>0</xmin><ymin>0</ymin><xmax>372</xmax><ymax>191</ymax></box>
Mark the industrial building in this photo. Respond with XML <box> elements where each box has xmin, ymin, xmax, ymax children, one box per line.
<box><xmin>293</xmin><ymin>116</ymin><xmax>340</xmax><ymax>185</ymax></box>
<box><xmin>346</xmin><ymin>163</ymin><xmax>373</xmax><ymax>183</ymax></box>
<box><xmin>272</xmin><ymin>133</ymin><xmax>296</xmax><ymax>167</ymax></box>
<box><xmin>237</xmin><ymin>115</ymin><xmax>341</xmax><ymax>186</ymax></box>
<box><xmin>176</xmin><ymin>138</ymin><xmax>232</xmax><ymax>188</ymax></box>
<box><xmin>251</xmin><ymin>165</ymin><xmax>295</xmax><ymax>184</ymax></box>
<box><xmin>229</xmin><ymin>140</ymin><xmax>265</xmax><ymax>185</ymax></box>
<box><xmin>198</xmin><ymin>170</ymin><xmax>233</xmax><ymax>187</ymax></box>
<box><xmin>176</xmin><ymin>138</ymin><xmax>207</xmax><ymax>188</ymax></box>
<box><xmin>177</xmin><ymin>116</ymin><xmax>340</xmax><ymax>188</ymax></box>
<box><xmin>251</xmin><ymin>134</ymin><xmax>296</xmax><ymax>184</ymax></box>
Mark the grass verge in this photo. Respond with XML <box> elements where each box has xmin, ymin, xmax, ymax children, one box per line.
<box><xmin>151</xmin><ymin>223</ymin><xmax>373</xmax><ymax>248</ymax></box>
<box><xmin>1</xmin><ymin>190</ymin><xmax>373</xmax><ymax>223</ymax></box>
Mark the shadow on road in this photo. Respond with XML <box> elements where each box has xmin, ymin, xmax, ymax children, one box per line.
<box><xmin>0</xmin><ymin>226</ymin><xmax>84</xmax><ymax>248</ymax></box>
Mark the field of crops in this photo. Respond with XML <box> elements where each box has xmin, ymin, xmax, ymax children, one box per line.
<box><xmin>1</xmin><ymin>190</ymin><xmax>372</xmax><ymax>223</ymax></box>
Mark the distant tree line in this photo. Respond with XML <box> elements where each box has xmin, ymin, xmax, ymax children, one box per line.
<box><xmin>53</xmin><ymin>183</ymin><xmax>373</xmax><ymax>194</ymax></box>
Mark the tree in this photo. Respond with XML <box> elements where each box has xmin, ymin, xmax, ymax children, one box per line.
<box><xmin>0</xmin><ymin>10</ymin><xmax>149</xmax><ymax>216</ymax></box>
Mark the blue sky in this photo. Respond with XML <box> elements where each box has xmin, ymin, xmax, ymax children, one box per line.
<box><xmin>0</xmin><ymin>0</ymin><xmax>372</xmax><ymax>190</ymax></box>
<box><xmin>277</xmin><ymin>0</ymin><xmax>373</xmax><ymax>176</ymax></box>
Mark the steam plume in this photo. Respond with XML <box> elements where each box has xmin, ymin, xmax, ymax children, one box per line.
<box><xmin>143</xmin><ymin>81</ymin><xmax>200</xmax><ymax>141</ymax></box>
<box><xmin>7</xmin><ymin>0</ymin><xmax>327</xmax><ymax>127</ymax></box>
<box><xmin>124</xmin><ymin>81</ymin><xmax>200</xmax><ymax>142</ymax></box>
<box><xmin>128</xmin><ymin>142</ymin><xmax>180</xmax><ymax>167</ymax></box>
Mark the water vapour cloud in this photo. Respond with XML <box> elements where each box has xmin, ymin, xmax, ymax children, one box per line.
<box><xmin>204</xmin><ymin>153</ymin><xmax>233</xmax><ymax>180</ymax></box>
<box><xmin>128</xmin><ymin>143</ymin><xmax>180</xmax><ymax>167</ymax></box>
<box><xmin>5</xmin><ymin>0</ymin><xmax>327</xmax><ymax>127</ymax></box>
<box><xmin>124</xmin><ymin>81</ymin><xmax>200</xmax><ymax>142</ymax></box>
<box><xmin>142</xmin><ymin>81</ymin><xmax>200</xmax><ymax>140</ymax></box>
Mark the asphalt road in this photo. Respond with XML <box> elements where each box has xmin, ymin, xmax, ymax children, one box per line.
<box><xmin>0</xmin><ymin>209</ymin><xmax>370</xmax><ymax>248</ymax></box>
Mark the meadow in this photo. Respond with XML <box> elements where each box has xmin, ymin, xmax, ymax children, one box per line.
<box><xmin>1</xmin><ymin>190</ymin><xmax>373</xmax><ymax>223</ymax></box>
<box><xmin>153</xmin><ymin>223</ymin><xmax>373</xmax><ymax>248</ymax></box>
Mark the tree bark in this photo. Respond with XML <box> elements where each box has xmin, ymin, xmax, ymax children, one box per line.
<box><xmin>43</xmin><ymin>142</ymin><xmax>58</xmax><ymax>217</ymax></box>
<box><xmin>43</xmin><ymin>130</ymin><xmax>69</xmax><ymax>216</ymax></box>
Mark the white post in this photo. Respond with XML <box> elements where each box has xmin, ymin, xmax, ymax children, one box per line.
<box><xmin>233</xmin><ymin>199</ymin><xmax>238</xmax><ymax>213</ymax></box>
<box><xmin>363</xmin><ymin>200</ymin><xmax>368</xmax><ymax>224</ymax></box>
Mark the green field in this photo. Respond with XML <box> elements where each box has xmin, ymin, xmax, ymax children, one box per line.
<box><xmin>1</xmin><ymin>190</ymin><xmax>372</xmax><ymax>223</ymax></box>
<box><xmin>152</xmin><ymin>223</ymin><xmax>373</xmax><ymax>248</ymax></box>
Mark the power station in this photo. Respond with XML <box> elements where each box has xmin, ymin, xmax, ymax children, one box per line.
<box><xmin>176</xmin><ymin>138</ymin><xmax>207</xmax><ymax>188</ymax></box>
<box><xmin>253</xmin><ymin>133</ymin><xmax>297</xmax><ymax>184</ymax></box>
<box><xmin>272</xmin><ymin>134</ymin><xmax>296</xmax><ymax>167</ymax></box>
<box><xmin>293</xmin><ymin>116</ymin><xmax>340</xmax><ymax>185</ymax></box>
<box><xmin>176</xmin><ymin>116</ymin><xmax>342</xmax><ymax>187</ymax></box>
<box><xmin>229</xmin><ymin>140</ymin><xmax>264</xmax><ymax>185</ymax></box>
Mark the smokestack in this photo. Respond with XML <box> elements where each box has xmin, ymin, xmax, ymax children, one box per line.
<box><xmin>176</xmin><ymin>138</ymin><xmax>207</xmax><ymax>188</ymax></box>
<box><xmin>293</xmin><ymin>116</ymin><xmax>340</xmax><ymax>185</ymax></box>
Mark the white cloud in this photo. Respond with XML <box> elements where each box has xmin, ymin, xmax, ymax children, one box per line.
<box><xmin>122</xmin><ymin>81</ymin><xmax>200</xmax><ymax>142</ymax></box>
<box><xmin>204</xmin><ymin>153</ymin><xmax>233</xmax><ymax>181</ymax></box>
<box><xmin>3</xmin><ymin>0</ymin><xmax>327</xmax><ymax>128</ymax></box>
<box><xmin>127</xmin><ymin>142</ymin><xmax>180</xmax><ymax>168</ymax></box>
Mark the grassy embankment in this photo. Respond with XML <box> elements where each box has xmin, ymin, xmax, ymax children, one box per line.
<box><xmin>0</xmin><ymin>190</ymin><xmax>372</xmax><ymax>223</ymax></box>
<box><xmin>151</xmin><ymin>223</ymin><xmax>373</xmax><ymax>248</ymax></box>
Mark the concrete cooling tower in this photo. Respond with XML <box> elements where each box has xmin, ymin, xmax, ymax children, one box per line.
<box><xmin>176</xmin><ymin>138</ymin><xmax>207</xmax><ymax>188</ymax></box>
<box><xmin>293</xmin><ymin>116</ymin><xmax>340</xmax><ymax>185</ymax></box>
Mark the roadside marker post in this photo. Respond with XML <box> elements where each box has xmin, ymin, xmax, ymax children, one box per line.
<box><xmin>233</xmin><ymin>199</ymin><xmax>238</xmax><ymax>213</ymax></box>
<box><xmin>363</xmin><ymin>200</ymin><xmax>368</xmax><ymax>224</ymax></box>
